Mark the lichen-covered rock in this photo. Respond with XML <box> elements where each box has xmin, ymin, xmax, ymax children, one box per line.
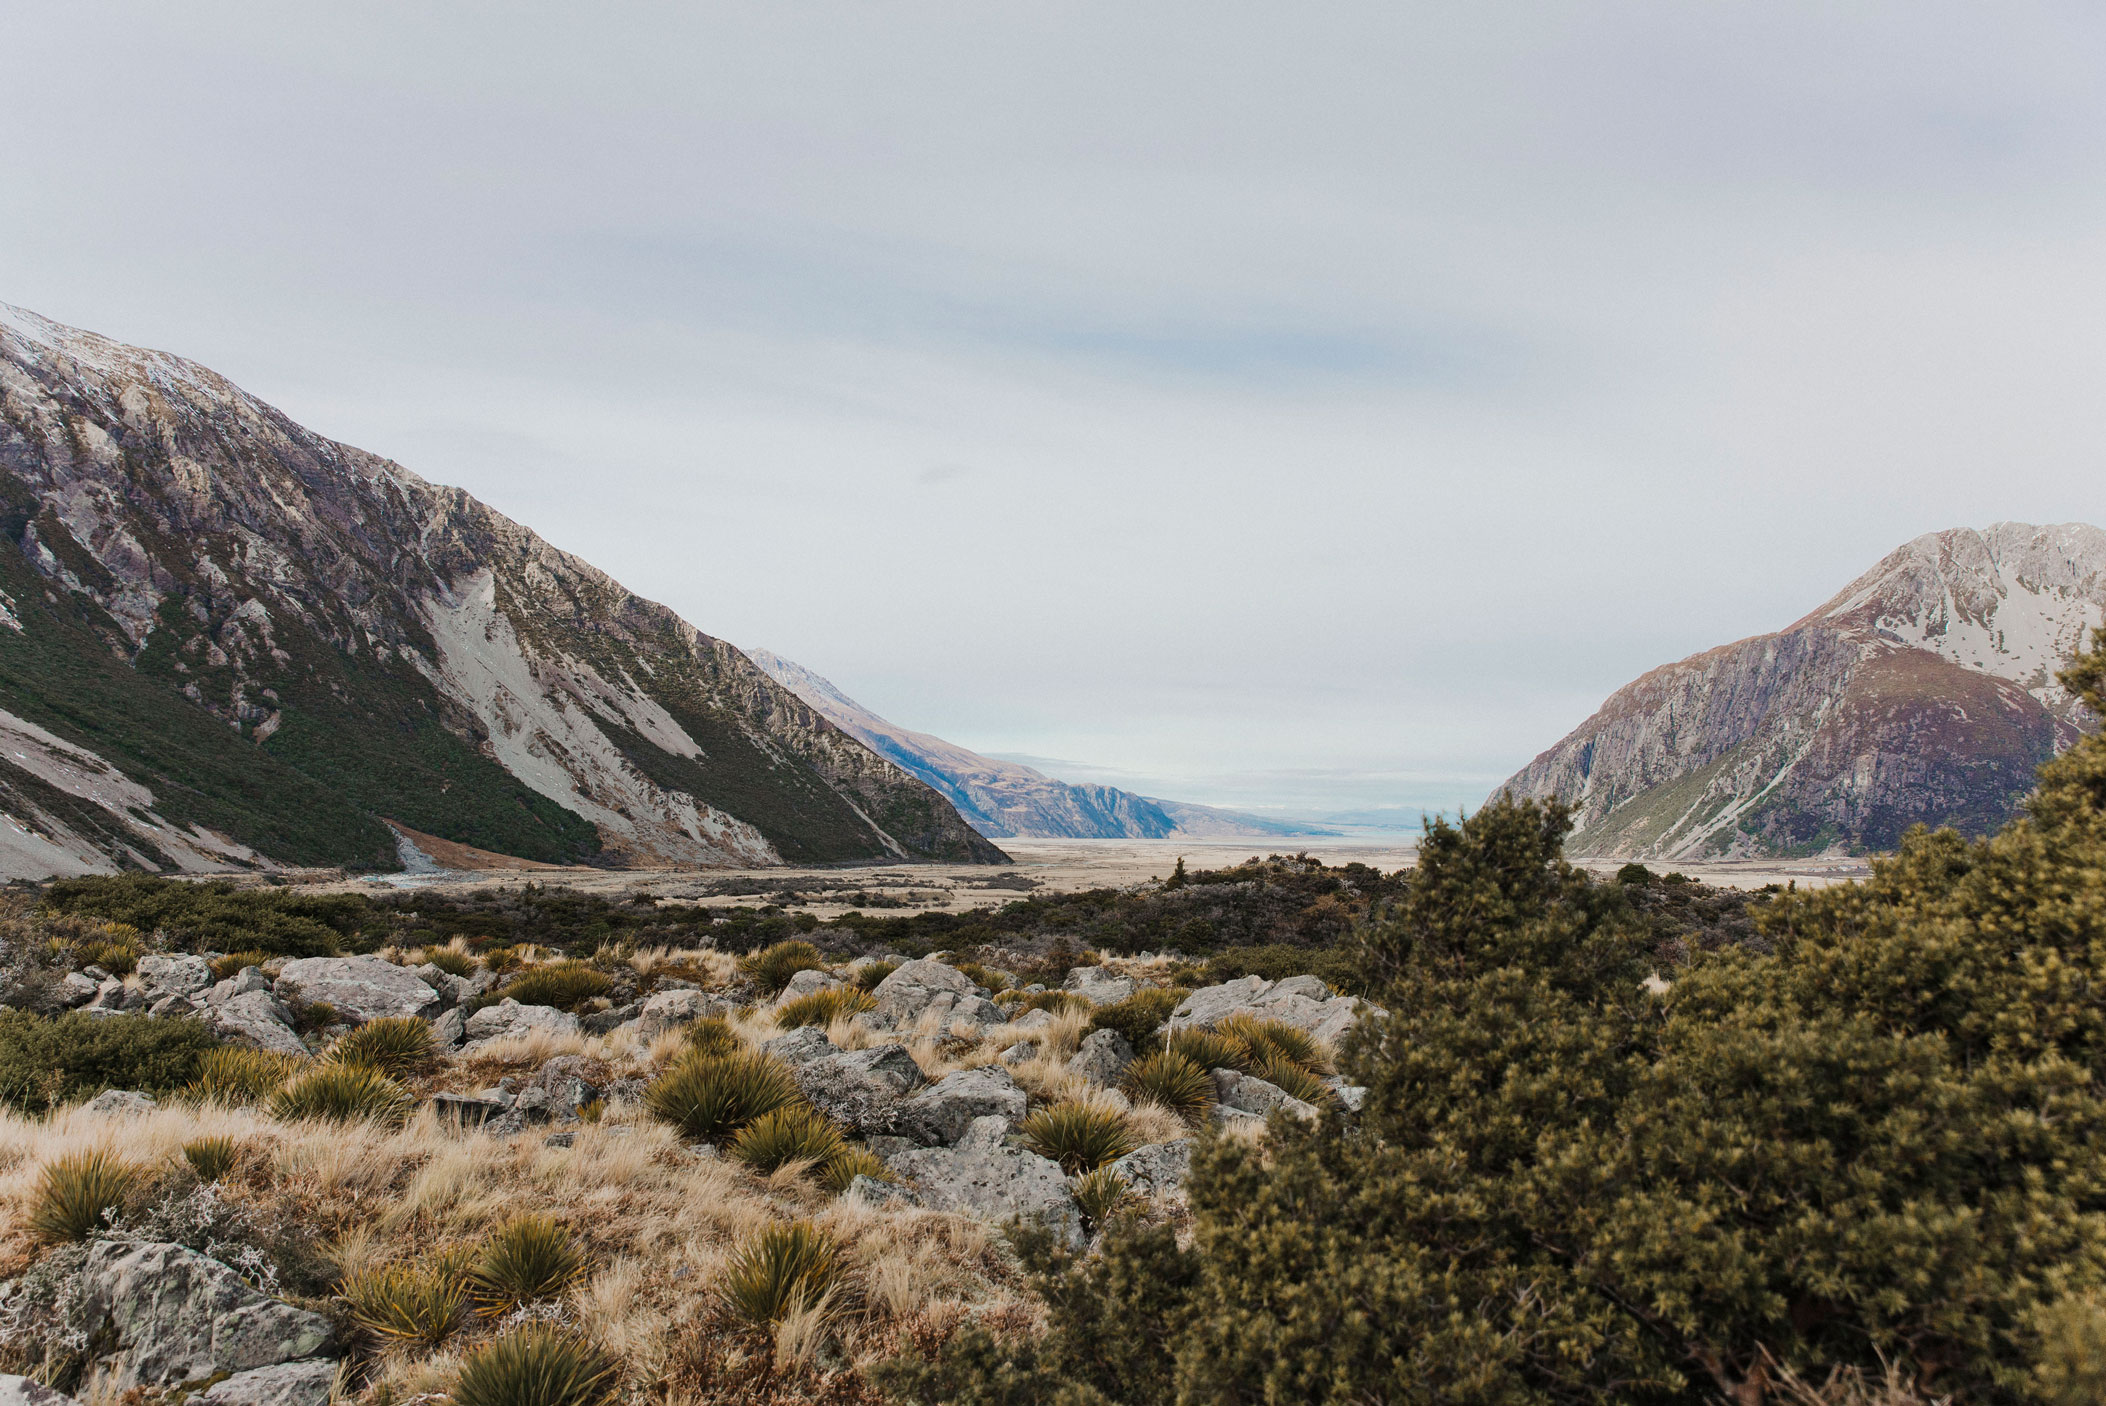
<box><xmin>1009</xmin><ymin>1007</ymin><xmax>1055</xmax><ymax>1033</ymax></box>
<box><xmin>431</xmin><ymin>1006</ymin><xmax>467</xmax><ymax>1051</ymax></box>
<box><xmin>205</xmin><ymin>966</ymin><xmax>271</xmax><ymax>1005</ymax></box>
<box><xmin>274</xmin><ymin>957</ymin><xmax>439</xmax><ymax>1024</ymax></box>
<box><xmin>886</xmin><ymin>1116</ymin><xmax>1084</xmax><ymax>1247</ymax></box>
<box><xmin>57</xmin><ymin>971</ymin><xmax>99</xmax><ymax>1007</ymax></box>
<box><xmin>194</xmin><ymin>1359</ymin><xmax>338</xmax><ymax>1406</ymax></box>
<box><xmin>793</xmin><ymin>1043</ymin><xmax>927</xmax><ymax>1134</ymax></box>
<box><xmin>776</xmin><ymin>968</ymin><xmax>844</xmax><ymax>1004</ymax></box>
<box><xmin>998</xmin><ymin>1040</ymin><xmax>1038</xmax><ymax>1066</ymax></box>
<box><xmin>0</xmin><ymin>1376</ymin><xmax>78</xmax><ymax>1406</ymax></box>
<box><xmin>73</xmin><ymin>1240</ymin><xmax>333</xmax><ymax>1389</ymax></box>
<box><xmin>761</xmin><ymin>1025</ymin><xmax>835</xmax><ymax>1067</ymax></box>
<box><xmin>869</xmin><ymin>957</ymin><xmax>983</xmax><ymax>1026</ymax></box>
<box><xmin>1210</xmin><ymin>1068</ymin><xmax>1320</xmax><ymax>1122</ymax></box>
<box><xmin>1061</xmin><ymin>964</ymin><xmax>1135</xmax><ymax>1006</ymax></box>
<box><xmin>411</xmin><ymin>964</ymin><xmax>468</xmax><ymax>1006</ymax></box>
<box><xmin>637</xmin><ymin>988</ymin><xmax>726</xmax><ymax>1037</ymax></box>
<box><xmin>1169</xmin><ymin>974</ymin><xmax>1380</xmax><ymax>1046</ymax></box>
<box><xmin>209</xmin><ymin>990</ymin><xmax>308</xmax><ymax>1058</ymax></box>
<box><xmin>461</xmin><ymin>999</ymin><xmax>579</xmax><ymax>1047</ymax></box>
<box><xmin>893</xmin><ymin>1065</ymin><xmax>1027</xmax><ymax>1146</ymax></box>
<box><xmin>138</xmin><ymin>953</ymin><xmax>212</xmax><ymax>999</ymax></box>
<box><xmin>844</xmin><ymin>1173</ymin><xmax>922</xmax><ymax>1209</ymax></box>
<box><xmin>1107</xmin><ymin>1139</ymin><xmax>1193</xmax><ymax>1199</ymax></box>
<box><xmin>1065</xmin><ymin>1028</ymin><xmax>1134</xmax><ymax>1086</ymax></box>
<box><xmin>79</xmin><ymin>1089</ymin><xmax>157</xmax><ymax>1116</ymax></box>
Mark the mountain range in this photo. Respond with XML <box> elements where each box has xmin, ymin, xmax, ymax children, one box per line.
<box><xmin>0</xmin><ymin>303</ymin><xmax>1006</xmax><ymax>879</ymax></box>
<box><xmin>1500</xmin><ymin>522</ymin><xmax>2104</xmax><ymax>858</ymax></box>
<box><xmin>745</xmin><ymin>648</ymin><xmax>1338</xmax><ymax>841</ymax></box>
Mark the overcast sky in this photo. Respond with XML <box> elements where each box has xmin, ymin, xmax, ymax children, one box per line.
<box><xmin>7</xmin><ymin>3</ymin><xmax>2106</xmax><ymax>824</ymax></box>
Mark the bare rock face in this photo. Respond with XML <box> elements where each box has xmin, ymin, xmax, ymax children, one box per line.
<box><xmin>274</xmin><ymin>957</ymin><xmax>438</xmax><ymax>1024</ymax></box>
<box><xmin>885</xmin><ymin>1116</ymin><xmax>1085</xmax><ymax>1248</ymax></box>
<box><xmin>79</xmin><ymin>1089</ymin><xmax>157</xmax><ymax>1115</ymax></box>
<box><xmin>1501</xmin><ymin>523</ymin><xmax>2106</xmax><ymax>858</ymax></box>
<box><xmin>637</xmin><ymin>988</ymin><xmax>729</xmax><ymax>1037</ymax></box>
<box><xmin>194</xmin><ymin>1360</ymin><xmax>338</xmax><ymax>1406</ymax></box>
<box><xmin>776</xmin><ymin>968</ymin><xmax>844</xmax><ymax>1004</ymax></box>
<box><xmin>72</xmin><ymin>1241</ymin><xmax>333</xmax><ymax>1390</ymax></box>
<box><xmin>137</xmin><ymin>953</ymin><xmax>212</xmax><ymax>999</ymax></box>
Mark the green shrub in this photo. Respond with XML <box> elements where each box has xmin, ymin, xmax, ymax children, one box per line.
<box><xmin>452</xmin><ymin>1327</ymin><xmax>616</xmax><ymax>1406</ymax></box>
<box><xmin>820</xmin><ymin>1144</ymin><xmax>894</xmax><ymax>1194</ymax></box>
<box><xmin>419</xmin><ymin>945</ymin><xmax>475</xmax><ymax>977</ymax></box>
<box><xmin>210</xmin><ymin>950</ymin><xmax>272</xmax><ymax>980</ymax></box>
<box><xmin>29</xmin><ymin>1148</ymin><xmax>138</xmax><ymax>1243</ymax></box>
<box><xmin>721</xmin><ymin>1221</ymin><xmax>844</xmax><ymax>1325</ymax></box>
<box><xmin>1119</xmin><ymin>1052</ymin><xmax>1214</xmax><ymax>1122</ymax></box>
<box><xmin>729</xmin><ymin>1104</ymin><xmax>844</xmax><ymax>1175</ymax></box>
<box><xmin>326</xmin><ymin>1016</ymin><xmax>436</xmax><ymax>1077</ymax></box>
<box><xmin>740</xmin><ymin>941</ymin><xmax>825</xmax><ymax>995</ymax></box>
<box><xmin>774</xmin><ymin>986</ymin><xmax>875</xmax><ymax>1028</ymax></box>
<box><xmin>1615</xmin><ymin>862</ymin><xmax>1654</xmax><ymax>886</ymax></box>
<box><xmin>681</xmin><ymin>1016</ymin><xmax>739</xmax><ymax>1056</ymax></box>
<box><xmin>499</xmin><ymin>961</ymin><xmax>612</xmax><ymax>1012</ymax></box>
<box><xmin>192</xmin><ymin>1046</ymin><xmax>301</xmax><ymax>1105</ymax></box>
<box><xmin>1021</xmin><ymin>1102</ymin><xmax>1138</xmax><ymax>1174</ymax></box>
<box><xmin>1071</xmin><ymin>1166</ymin><xmax>1134</xmax><ymax>1227</ymax></box>
<box><xmin>1165</xmin><ymin>1029</ymin><xmax>1249</xmax><ymax>1075</ymax></box>
<box><xmin>43</xmin><ymin>875</ymin><xmax>360</xmax><ymax>958</ymax></box>
<box><xmin>1203</xmin><ymin>944</ymin><xmax>1364</xmax><ymax>996</ymax></box>
<box><xmin>642</xmin><ymin>1050</ymin><xmax>797</xmax><ymax>1142</ymax></box>
<box><xmin>270</xmin><ymin>1062</ymin><xmax>412</xmax><ymax>1124</ymax></box>
<box><xmin>0</xmin><ymin>1010</ymin><xmax>221</xmax><ymax>1113</ymax></box>
<box><xmin>1214</xmin><ymin>1013</ymin><xmax>1326</xmax><ymax>1074</ymax></box>
<box><xmin>182</xmin><ymin>1135</ymin><xmax>241</xmax><ymax>1182</ymax></box>
<box><xmin>1090</xmin><ymin>989</ymin><xmax>1186</xmax><ymax>1050</ymax></box>
<box><xmin>342</xmin><ymin>1261</ymin><xmax>469</xmax><ymax>1347</ymax></box>
<box><xmin>470</xmin><ymin>1215</ymin><xmax>586</xmax><ymax>1316</ymax></box>
<box><xmin>851</xmin><ymin>960</ymin><xmax>898</xmax><ymax>992</ymax></box>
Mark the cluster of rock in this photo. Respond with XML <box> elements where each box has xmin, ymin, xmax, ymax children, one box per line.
<box><xmin>0</xmin><ymin>1241</ymin><xmax>338</xmax><ymax>1406</ymax></box>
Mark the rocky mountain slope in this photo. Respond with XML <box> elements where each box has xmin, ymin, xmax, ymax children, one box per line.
<box><xmin>0</xmin><ymin>302</ymin><xmax>1005</xmax><ymax>877</ymax></box>
<box><xmin>1499</xmin><ymin>522</ymin><xmax>2104</xmax><ymax>858</ymax></box>
<box><xmin>745</xmin><ymin>648</ymin><xmax>1335</xmax><ymax>840</ymax></box>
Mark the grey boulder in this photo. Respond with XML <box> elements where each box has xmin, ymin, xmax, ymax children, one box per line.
<box><xmin>893</xmin><ymin>1065</ymin><xmax>1028</xmax><ymax>1146</ymax></box>
<box><xmin>209</xmin><ymin>991</ymin><xmax>308</xmax><ymax>1058</ymax></box>
<box><xmin>637</xmin><ymin>988</ymin><xmax>727</xmax><ymax>1037</ymax></box>
<box><xmin>58</xmin><ymin>971</ymin><xmax>100</xmax><ymax>1007</ymax></box>
<box><xmin>205</xmin><ymin>966</ymin><xmax>272</xmax><ymax>1005</ymax></box>
<box><xmin>1210</xmin><ymin>1068</ymin><xmax>1320</xmax><ymax>1123</ymax></box>
<box><xmin>1062</xmin><ymin>964</ymin><xmax>1136</xmax><ymax>1006</ymax></box>
<box><xmin>761</xmin><ymin>1025</ymin><xmax>835</xmax><ymax>1066</ymax></box>
<box><xmin>776</xmin><ymin>968</ymin><xmax>844</xmax><ymax>1004</ymax></box>
<box><xmin>195</xmin><ymin>1359</ymin><xmax>338</xmax><ymax>1406</ymax></box>
<box><xmin>843</xmin><ymin>1173</ymin><xmax>921</xmax><ymax>1209</ymax></box>
<box><xmin>0</xmin><ymin>1377</ymin><xmax>78</xmax><ymax>1406</ymax></box>
<box><xmin>869</xmin><ymin>957</ymin><xmax>984</xmax><ymax>1026</ymax></box>
<box><xmin>1169</xmin><ymin>974</ymin><xmax>1380</xmax><ymax>1046</ymax></box>
<box><xmin>1107</xmin><ymin>1139</ymin><xmax>1193</xmax><ymax>1199</ymax></box>
<box><xmin>1065</xmin><ymin>1028</ymin><xmax>1134</xmax><ymax>1086</ymax></box>
<box><xmin>138</xmin><ymin>953</ymin><xmax>213</xmax><ymax>1000</ymax></box>
<box><xmin>462</xmin><ymin>999</ymin><xmax>579</xmax><ymax>1046</ymax></box>
<box><xmin>431</xmin><ymin>1006</ymin><xmax>467</xmax><ymax>1051</ymax></box>
<box><xmin>274</xmin><ymin>957</ymin><xmax>439</xmax><ymax>1024</ymax></box>
<box><xmin>73</xmin><ymin>1240</ymin><xmax>332</xmax><ymax>1389</ymax></box>
<box><xmin>79</xmin><ymin>1089</ymin><xmax>157</xmax><ymax>1116</ymax></box>
<box><xmin>887</xmin><ymin>1116</ymin><xmax>1084</xmax><ymax>1248</ymax></box>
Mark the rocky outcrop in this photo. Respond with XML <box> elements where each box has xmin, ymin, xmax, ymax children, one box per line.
<box><xmin>1107</xmin><ymin>1139</ymin><xmax>1192</xmax><ymax>1199</ymax></box>
<box><xmin>885</xmin><ymin>1116</ymin><xmax>1085</xmax><ymax>1248</ymax></box>
<box><xmin>869</xmin><ymin>958</ymin><xmax>1003</xmax><ymax>1029</ymax></box>
<box><xmin>462</xmin><ymin>999</ymin><xmax>578</xmax><ymax>1048</ymax></box>
<box><xmin>1066</xmin><ymin>1028</ymin><xmax>1134</xmax><ymax>1086</ymax></box>
<box><xmin>893</xmin><ymin>1066</ymin><xmax>1028</xmax><ymax>1147</ymax></box>
<box><xmin>0</xmin><ymin>1378</ymin><xmax>76</xmax><ymax>1406</ymax></box>
<box><xmin>1061</xmin><ymin>965</ymin><xmax>1134</xmax><ymax>1006</ymax></box>
<box><xmin>791</xmin><ymin>1042</ymin><xmax>928</xmax><ymax>1135</ymax></box>
<box><xmin>1170</xmin><ymin>975</ymin><xmax>1374</xmax><ymax>1046</ymax></box>
<box><xmin>208</xmin><ymin>990</ymin><xmax>308</xmax><ymax>1058</ymax></box>
<box><xmin>274</xmin><ymin>957</ymin><xmax>439</xmax><ymax>1024</ymax></box>
<box><xmin>1500</xmin><ymin>523</ymin><xmax>2105</xmax><ymax>858</ymax></box>
<box><xmin>71</xmin><ymin>1241</ymin><xmax>333</xmax><ymax>1391</ymax></box>
<box><xmin>0</xmin><ymin>302</ymin><xmax>1006</xmax><ymax>878</ymax></box>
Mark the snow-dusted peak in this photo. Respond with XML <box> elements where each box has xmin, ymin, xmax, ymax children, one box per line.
<box><xmin>1805</xmin><ymin>521</ymin><xmax>2106</xmax><ymax>714</ymax></box>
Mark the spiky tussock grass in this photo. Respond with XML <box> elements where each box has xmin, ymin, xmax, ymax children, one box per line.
<box><xmin>740</xmin><ymin>941</ymin><xmax>826</xmax><ymax>995</ymax></box>
<box><xmin>328</xmin><ymin>1016</ymin><xmax>438</xmax><ymax>1077</ymax></box>
<box><xmin>721</xmin><ymin>1221</ymin><xmax>845</xmax><ymax>1326</ymax></box>
<box><xmin>500</xmin><ymin>961</ymin><xmax>613</xmax><ymax>1012</ymax></box>
<box><xmin>420</xmin><ymin>944</ymin><xmax>477</xmax><ymax>977</ymax></box>
<box><xmin>1254</xmin><ymin>1054</ymin><xmax>1334</xmax><ymax>1107</ymax></box>
<box><xmin>1070</xmin><ymin>1166</ymin><xmax>1134</xmax><ymax>1226</ymax></box>
<box><xmin>850</xmin><ymin>960</ymin><xmax>897</xmax><ymax>992</ymax></box>
<box><xmin>774</xmin><ymin>987</ymin><xmax>876</xmax><ymax>1029</ymax></box>
<box><xmin>470</xmin><ymin>1214</ymin><xmax>588</xmax><ymax>1316</ymax></box>
<box><xmin>1166</xmin><ymin>1029</ymin><xmax>1250</xmax><ymax>1075</ymax></box>
<box><xmin>192</xmin><ymin>1046</ymin><xmax>303</xmax><ymax>1105</ymax></box>
<box><xmin>642</xmin><ymin>1050</ymin><xmax>797</xmax><ymax>1142</ymax></box>
<box><xmin>1020</xmin><ymin>1100</ymin><xmax>1138</xmax><ymax>1174</ymax></box>
<box><xmin>680</xmin><ymin>1016</ymin><xmax>739</xmax><ymax>1057</ymax></box>
<box><xmin>1090</xmin><ymin>987</ymin><xmax>1187</xmax><ymax>1048</ymax></box>
<box><xmin>209</xmin><ymin>949</ymin><xmax>272</xmax><ymax>980</ymax></box>
<box><xmin>1120</xmin><ymin>1051</ymin><xmax>1215</xmax><ymax>1122</ymax></box>
<box><xmin>729</xmin><ymin>1105</ymin><xmax>843</xmax><ymax>1176</ymax></box>
<box><xmin>271</xmin><ymin>1062</ymin><xmax>413</xmax><ymax>1125</ymax></box>
<box><xmin>818</xmin><ymin>1145</ymin><xmax>893</xmax><ymax>1194</ymax></box>
<box><xmin>997</xmin><ymin>989</ymin><xmax>1088</xmax><ymax>1016</ymax></box>
<box><xmin>451</xmin><ymin>1327</ymin><xmax>617</xmax><ymax>1406</ymax></box>
<box><xmin>29</xmin><ymin>1148</ymin><xmax>137</xmax><ymax>1243</ymax></box>
<box><xmin>342</xmin><ymin>1260</ymin><xmax>470</xmax><ymax>1347</ymax></box>
<box><xmin>1217</xmin><ymin>1012</ymin><xmax>1328</xmax><ymax>1074</ymax></box>
<box><xmin>182</xmin><ymin>1134</ymin><xmax>240</xmax><ymax>1182</ymax></box>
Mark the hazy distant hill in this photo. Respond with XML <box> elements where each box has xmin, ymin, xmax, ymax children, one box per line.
<box><xmin>0</xmin><ymin>302</ymin><xmax>1005</xmax><ymax>878</ymax></box>
<box><xmin>745</xmin><ymin>648</ymin><xmax>1337</xmax><ymax>841</ymax></box>
<box><xmin>1499</xmin><ymin>523</ymin><xmax>2103</xmax><ymax>858</ymax></box>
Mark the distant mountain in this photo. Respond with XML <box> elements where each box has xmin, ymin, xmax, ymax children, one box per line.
<box><xmin>1499</xmin><ymin>523</ymin><xmax>2104</xmax><ymax>859</ymax></box>
<box><xmin>0</xmin><ymin>302</ymin><xmax>1005</xmax><ymax>878</ymax></box>
<box><xmin>745</xmin><ymin>649</ymin><xmax>1337</xmax><ymax>841</ymax></box>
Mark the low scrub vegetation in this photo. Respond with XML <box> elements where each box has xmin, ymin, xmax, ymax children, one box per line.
<box><xmin>181</xmin><ymin>1135</ymin><xmax>240</xmax><ymax>1182</ymax></box>
<box><xmin>0</xmin><ymin>1010</ymin><xmax>220</xmax><ymax>1112</ymax></box>
<box><xmin>499</xmin><ymin>960</ymin><xmax>612</xmax><ymax>1011</ymax></box>
<box><xmin>1119</xmin><ymin>1052</ymin><xmax>1214</xmax><ymax>1122</ymax></box>
<box><xmin>192</xmin><ymin>1046</ymin><xmax>300</xmax><ymax>1105</ymax></box>
<box><xmin>327</xmin><ymin>1016</ymin><xmax>437</xmax><ymax>1077</ymax></box>
<box><xmin>773</xmin><ymin>986</ymin><xmax>875</xmax><ymax>1028</ymax></box>
<box><xmin>741</xmin><ymin>940</ymin><xmax>826</xmax><ymax>994</ymax></box>
<box><xmin>642</xmin><ymin>1050</ymin><xmax>798</xmax><ymax>1142</ymax></box>
<box><xmin>721</xmin><ymin>1221</ymin><xmax>845</xmax><ymax>1326</ymax></box>
<box><xmin>1089</xmin><ymin>988</ymin><xmax>1185</xmax><ymax>1049</ymax></box>
<box><xmin>27</xmin><ymin>1148</ymin><xmax>138</xmax><ymax>1243</ymax></box>
<box><xmin>469</xmin><ymin>1215</ymin><xmax>586</xmax><ymax>1316</ymax></box>
<box><xmin>450</xmin><ymin>1327</ymin><xmax>616</xmax><ymax>1406</ymax></box>
<box><xmin>343</xmin><ymin>1261</ymin><xmax>469</xmax><ymax>1348</ymax></box>
<box><xmin>1020</xmin><ymin>1101</ymin><xmax>1137</xmax><ymax>1174</ymax></box>
<box><xmin>270</xmin><ymin>1062</ymin><xmax>412</xmax><ymax>1125</ymax></box>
